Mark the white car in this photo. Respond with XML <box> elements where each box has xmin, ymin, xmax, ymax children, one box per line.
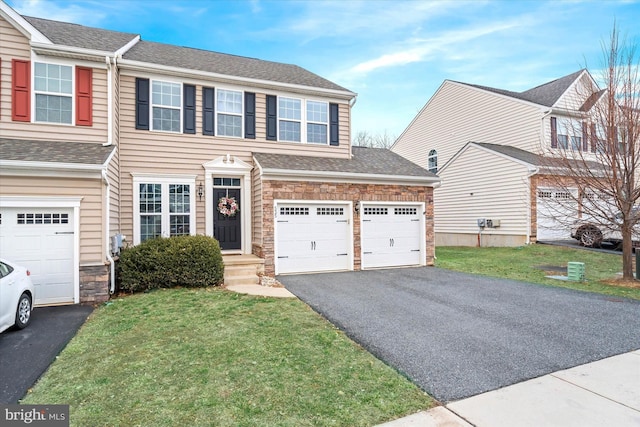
<box><xmin>0</xmin><ymin>258</ymin><xmax>35</xmax><ymax>333</ymax></box>
<box><xmin>571</xmin><ymin>211</ymin><xmax>640</xmax><ymax>249</ymax></box>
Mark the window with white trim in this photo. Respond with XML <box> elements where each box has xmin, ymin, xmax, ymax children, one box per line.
<box><xmin>279</xmin><ymin>97</ymin><xmax>302</xmax><ymax>142</ymax></box>
<box><xmin>306</xmin><ymin>101</ymin><xmax>328</xmax><ymax>144</ymax></box>
<box><xmin>151</xmin><ymin>80</ymin><xmax>181</xmax><ymax>132</ymax></box>
<box><xmin>557</xmin><ymin>118</ymin><xmax>582</xmax><ymax>151</ymax></box>
<box><xmin>216</xmin><ymin>89</ymin><xmax>242</xmax><ymax>137</ymax></box>
<box><xmin>135</xmin><ymin>178</ymin><xmax>195</xmax><ymax>243</ymax></box>
<box><xmin>34</xmin><ymin>62</ymin><xmax>73</xmax><ymax>124</ymax></box>
<box><xmin>427</xmin><ymin>149</ymin><xmax>437</xmax><ymax>173</ymax></box>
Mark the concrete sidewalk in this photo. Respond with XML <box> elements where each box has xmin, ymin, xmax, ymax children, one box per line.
<box><xmin>379</xmin><ymin>349</ymin><xmax>640</xmax><ymax>426</ymax></box>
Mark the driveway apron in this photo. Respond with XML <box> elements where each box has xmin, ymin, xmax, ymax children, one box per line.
<box><xmin>0</xmin><ymin>305</ymin><xmax>93</xmax><ymax>403</ymax></box>
<box><xmin>279</xmin><ymin>267</ymin><xmax>640</xmax><ymax>402</ymax></box>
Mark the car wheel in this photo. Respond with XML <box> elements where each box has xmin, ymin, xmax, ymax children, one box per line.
<box><xmin>14</xmin><ymin>293</ymin><xmax>32</xmax><ymax>329</ymax></box>
<box><xmin>580</xmin><ymin>226</ymin><xmax>603</xmax><ymax>247</ymax></box>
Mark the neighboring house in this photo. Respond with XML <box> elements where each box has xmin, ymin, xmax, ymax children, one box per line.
<box><xmin>0</xmin><ymin>2</ymin><xmax>440</xmax><ymax>306</ymax></box>
<box><xmin>392</xmin><ymin>69</ymin><xmax>604</xmax><ymax>246</ymax></box>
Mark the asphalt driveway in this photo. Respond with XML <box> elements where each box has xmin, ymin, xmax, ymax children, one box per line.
<box><xmin>279</xmin><ymin>267</ymin><xmax>640</xmax><ymax>403</ymax></box>
<box><xmin>0</xmin><ymin>305</ymin><xmax>93</xmax><ymax>403</ymax></box>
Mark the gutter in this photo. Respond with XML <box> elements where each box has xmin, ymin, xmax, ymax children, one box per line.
<box><xmin>118</xmin><ymin>59</ymin><xmax>356</xmax><ymax>100</ymax></box>
<box><xmin>261</xmin><ymin>168</ymin><xmax>442</xmax><ymax>187</ymax></box>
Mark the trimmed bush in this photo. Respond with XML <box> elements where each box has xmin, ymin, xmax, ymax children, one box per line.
<box><xmin>118</xmin><ymin>235</ymin><xmax>224</xmax><ymax>293</ymax></box>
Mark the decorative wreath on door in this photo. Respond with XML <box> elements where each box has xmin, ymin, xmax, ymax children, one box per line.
<box><xmin>217</xmin><ymin>196</ymin><xmax>239</xmax><ymax>217</ymax></box>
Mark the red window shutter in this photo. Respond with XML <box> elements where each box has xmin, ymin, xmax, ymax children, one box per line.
<box><xmin>12</xmin><ymin>59</ymin><xmax>30</xmax><ymax>122</ymax></box>
<box><xmin>76</xmin><ymin>66</ymin><xmax>93</xmax><ymax>126</ymax></box>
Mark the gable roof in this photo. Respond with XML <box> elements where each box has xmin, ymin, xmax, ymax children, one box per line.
<box><xmin>121</xmin><ymin>40</ymin><xmax>351</xmax><ymax>93</ymax></box>
<box><xmin>23</xmin><ymin>16</ymin><xmax>138</xmax><ymax>52</ymax></box>
<box><xmin>459</xmin><ymin>69</ymin><xmax>587</xmax><ymax>107</ymax></box>
<box><xmin>0</xmin><ymin>138</ymin><xmax>114</xmax><ymax>166</ymax></box>
<box><xmin>254</xmin><ymin>147</ymin><xmax>439</xmax><ymax>185</ymax></box>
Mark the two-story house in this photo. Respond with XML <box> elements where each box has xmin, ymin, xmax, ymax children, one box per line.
<box><xmin>0</xmin><ymin>2</ymin><xmax>439</xmax><ymax>306</ymax></box>
<box><xmin>392</xmin><ymin>69</ymin><xmax>604</xmax><ymax>246</ymax></box>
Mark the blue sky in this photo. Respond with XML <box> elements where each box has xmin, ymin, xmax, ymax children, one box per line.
<box><xmin>7</xmin><ymin>0</ymin><xmax>640</xmax><ymax>140</ymax></box>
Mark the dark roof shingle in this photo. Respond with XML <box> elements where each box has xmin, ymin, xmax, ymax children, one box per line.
<box><xmin>122</xmin><ymin>40</ymin><xmax>351</xmax><ymax>92</ymax></box>
<box><xmin>459</xmin><ymin>69</ymin><xmax>586</xmax><ymax>107</ymax></box>
<box><xmin>474</xmin><ymin>142</ymin><xmax>604</xmax><ymax>170</ymax></box>
<box><xmin>0</xmin><ymin>138</ymin><xmax>114</xmax><ymax>165</ymax></box>
<box><xmin>24</xmin><ymin>16</ymin><xmax>138</xmax><ymax>52</ymax></box>
<box><xmin>254</xmin><ymin>146</ymin><xmax>437</xmax><ymax>178</ymax></box>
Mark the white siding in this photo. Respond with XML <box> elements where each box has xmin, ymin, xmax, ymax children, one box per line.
<box><xmin>435</xmin><ymin>145</ymin><xmax>530</xmax><ymax>242</ymax></box>
<box><xmin>393</xmin><ymin>81</ymin><xmax>543</xmax><ymax>171</ymax></box>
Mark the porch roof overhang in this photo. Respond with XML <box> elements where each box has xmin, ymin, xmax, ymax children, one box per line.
<box><xmin>254</xmin><ymin>147</ymin><xmax>441</xmax><ymax>187</ymax></box>
<box><xmin>0</xmin><ymin>138</ymin><xmax>115</xmax><ymax>178</ymax></box>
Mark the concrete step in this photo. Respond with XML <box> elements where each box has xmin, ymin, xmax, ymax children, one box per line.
<box><xmin>224</xmin><ymin>274</ymin><xmax>260</xmax><ymax>286</ymax></box>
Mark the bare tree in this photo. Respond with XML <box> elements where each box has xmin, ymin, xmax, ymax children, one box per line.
<box><xmin>544</xmin><ymin>25</ymin><xmax>640</xmax><ymax>279</ymax></box>
<box><xmin>352</xmin><ymin>130</ymin><xmax>396</xmax><ymax>148</ymax></box>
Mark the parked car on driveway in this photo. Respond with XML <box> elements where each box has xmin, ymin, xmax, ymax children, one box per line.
<box><xmin>571</xmin><ymin>210</ymin><xmax>640</xmax><ymax>249</ymax></box>
<box><xmin>0</xmin><ymin>259</ymin><xmax>35</xmax><ymax>333</ymax></box>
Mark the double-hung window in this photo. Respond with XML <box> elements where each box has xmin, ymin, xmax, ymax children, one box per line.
<box><xmin>34</xmin><ymin>62</ymin><xmax>73</xmax><ymax>124</ymax></box>
<box><xmin>217</xmin><ymin>89</ymin><xmax>242</xmax><ymax>137</ymax></box>
<box><xmin>306</xmin><ymin>101</ymin><xmax>328</xmax><ymax>144</ymax></box>
<box><xmin>151</xmin><ymin>80</ymin><xmax>181</xmax><ymax>132</ymax></box>
<box><xmin>279</xmin><ymin>97</ymin><xmax>302</xmax><ymax>142</ymax></box>
<box><xmin>557</xmin><ymin>118</ymin><xmax>582</xmax><ymax>150</ymax></box>
<box><xmin>134</xmin><ymin>177</ymin><xmax>195</xmax><ymax>243</ymax></box>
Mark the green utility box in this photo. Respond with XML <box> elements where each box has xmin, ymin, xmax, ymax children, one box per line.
<box><xmin>567</xmin><ymin>262</ymin><xmax>585</xmax><ymax>282</ymax></box>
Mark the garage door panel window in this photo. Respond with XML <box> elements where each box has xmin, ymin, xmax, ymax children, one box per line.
<box><xmin>136</xmin><ymin>181</ymin><xmax>194</xmax><ymax>243</ymax></box>
<box><xmin>280</xmin><ymin>206</ymin><xmax>309</xmax><ymax>216</ymax></box>
<box><xmin>17</xmin><ymin>213</ymin><xmax>69</xmax><ymax>225</ymax></box>
<box><xmin>317</xmin><ymin>207</ymin><xmax>344</xmax><ymax>215</ymax></box>
<box><xmin>394</xmin><ymin>207</ymin><xmax>418</xmax><ymax>215</ymax></box>
<box><xmin>364</xmin><ymin>207</ymin><xmax>388</xmax><ymax>215</ymax></box>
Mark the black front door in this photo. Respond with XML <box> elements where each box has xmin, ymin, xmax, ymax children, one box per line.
<box><xmin>214</xmin><ymin>188</ymin><xmax>241</xmax><ymax>250</ymax></box>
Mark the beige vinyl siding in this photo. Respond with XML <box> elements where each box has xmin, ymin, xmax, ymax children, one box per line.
<box><xmin>435</xmin><ymin>146</ymin><xmax>530</xmax><ymax>243</ymax></box>
<box><xmin>1</xmin><ymin>16</ymin><xmax>31</xmax><ymax>123</ymax></box>
<box><xmin>393</xmin><ymin>81</ymin><xmax>543</xmax><ymax>170</ymax></box>
<box><xmin>0</xmin><ymin>175</ymin><xmax>105</xmax><ymax>264</ymax></box>
<box><xmin>553</xmin><ymin>72</ymin><xmax>594</xmax><ymax>111</ymax></box>
<box><xmin>107</xmin><ymin>153</ymin><xmax>119</xmax><ymax>240</ymax></box>
<box><xmin>1</xmin><ymin>64</ymin><xmax>110</xmax><ymax>142</ymax></box>
<box><xmin>118</xmin><ymin>75</ymin><xmax>351</xmax><ymax>240</ymax></box>
<box><xmin>251</xmin><ymin>166</ymin><xmax>263</xmax><ymax>246</ymax></box>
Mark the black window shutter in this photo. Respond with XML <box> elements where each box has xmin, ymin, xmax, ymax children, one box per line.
<box><xmin>135</xmin><ymin>78</ymin><xmax>149</xmax><ymax>130</ymax></box>
<box><xmin>581</xmin><ymin>122</ymin><xmax>588</xmax><ymax>151</ymax></box>
<box><xmin>266</xmin><ymin>95</ymin><xmax>277</xmax><ymax>141</ymax></box>
<box><xmin>203</xmin><ymin>87</ymin><xmax>214</xmax><ymax>136</ymax></box>
<box><xmin>590</xmin><ymin>123</ymin><xmax>597</xmax><ymax>152</ymax></box>
<box><xmin>245</xmin><ymin>92</ymin><xmax>256</xmax><ymax>139</ymax></box>
<box><xmin>183</xmin><ymin>84</ymin><xmax>196</xmax><ymax>134</ymax></box>
<box><xmin>550</xmin><ymin>116</ymin><xmax>557</xmax><ymax>148</ymax></box>
<box><xmin>329</xmin><ymin>103</ymin><xmax>339</xmax><ymax>146</ymax></box>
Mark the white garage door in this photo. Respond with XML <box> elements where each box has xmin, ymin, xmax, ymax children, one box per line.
<box><xmin>537</xmin><ymin>188</ymin><xmax>578</xmax><ymax>240</ymax></box>
<box><xmin>361</xmin><ymin>204</ymin><xmax>424</xmax><ymax>269</ymax></box>
<box><xmin>275</xmin><ymin>203</ymin><xmax>351</xmax><ymax>274</ymax></box>
<box><xmin>0</xmin><ymin>208</ymin><xmax>75</xmax><ymax>305</ymax></box>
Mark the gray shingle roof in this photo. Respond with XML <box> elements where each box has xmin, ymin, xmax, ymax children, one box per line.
<box><xmin>459</xmin><ymin>69</ymin><xmax>586</xmax><ymax>107</ymax></box>
<box><xmin>0</xmin><ymin>138</ymin><xmax>114</xmax><ymax>165</ymax></box>
<box><xmin>474</xmin><ymin>142</ymin><xmax>604</xmax><ymax>170</ymax></box>
<box><xmin>24</xmin><ymin>16</ymin><xmax>138</xmax><ymax>52</ymax></box>
<box><xmin>255</xmin><ymin>146</ymin><xmax>437</xmax><ymax>178</ymax></box>
<box><xmin>122</xmin><ymin>40</ymin><xmax>351</xmax><ymax>93</ymax></box>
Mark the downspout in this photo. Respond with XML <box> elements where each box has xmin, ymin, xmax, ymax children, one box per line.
<box><xmin>103</xmin><ymin>169</ymin><xmax>116</xmax><ymax>294</ymax></box>
<box><xmin>103</xmin><ymin>55</ymin><xmax>113</xmax><ymax>147</ymax></box>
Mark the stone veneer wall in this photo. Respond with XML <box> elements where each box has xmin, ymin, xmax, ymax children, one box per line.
<box><xmin>255</xmin><ymin>180</ymin><xmax>435</xmax><ymax>276</ymax></box>
<box><xmin>79</xmin><ymin>264</ymin><xmax>110</xmax><ymax>304</ymax></box>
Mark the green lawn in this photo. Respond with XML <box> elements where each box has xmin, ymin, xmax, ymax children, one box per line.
<box><xmin>435</xmin><ymin>244</ymin><xmax>640</xmax><ymax>300</ymax></box>
<box><xmin>22</xmin><ymin>288</ymin><xmax>433</xmax><ymax>427</ymax></box>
